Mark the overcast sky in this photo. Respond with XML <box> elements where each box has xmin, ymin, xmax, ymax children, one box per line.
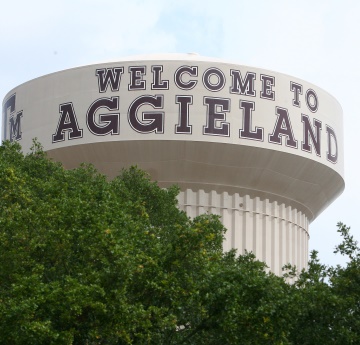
<box><xmin>1</xmin><ymin>0</ymin><xmax>359</xmax><ymax>268</ymax></box>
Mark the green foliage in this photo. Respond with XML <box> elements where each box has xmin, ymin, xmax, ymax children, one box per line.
<box><xmin>0</xmin><ymin>140</ymin><xmax>359</xmax><ymax>344</ymax></box>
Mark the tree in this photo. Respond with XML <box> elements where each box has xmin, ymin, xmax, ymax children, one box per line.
<box><xmin>0</xmin><ymin>140</ymin><xmax>359</xmax><ymax>344</ymax></box>
<box><xmin>284</xmin><ymin>223</ymin><xmax>360</xmax><ymax>345</ymax></box>
<box><xmin>0</xmin><ymin>141</ymin><xmax>288</xmax><ymax>344</ymax></box>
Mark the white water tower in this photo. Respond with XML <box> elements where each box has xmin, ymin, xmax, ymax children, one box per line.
<box><xmin>2</xmin><ymin>54</ymin><xmax>344</xmax><ymax>274</ymax></box>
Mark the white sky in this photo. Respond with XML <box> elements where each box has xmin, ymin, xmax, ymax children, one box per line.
<box><xmin>1</xmin><ymin>0</ymin><xmax>359</xmax><ymax>268</ymax></box>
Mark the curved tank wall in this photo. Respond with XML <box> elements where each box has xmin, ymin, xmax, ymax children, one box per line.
<box><xmin>2</xmin><ymin>54</ymin><xmax>345</xmax><ymax>274</ymax></box>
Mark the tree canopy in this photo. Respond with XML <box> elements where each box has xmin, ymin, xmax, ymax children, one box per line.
<box><xmin>0</xmin><ymin>140</ymin><xmax>359</xmax><ymax>344</ymax></box>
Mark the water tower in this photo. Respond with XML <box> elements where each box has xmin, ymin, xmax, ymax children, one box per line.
<box><xmin>2</xmin><ymin>54</ymin><xmax>344</xmax><ymax>274</ymax></box>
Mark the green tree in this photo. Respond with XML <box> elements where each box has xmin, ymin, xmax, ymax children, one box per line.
<box><xmin>0</xmin><ymin>140</ymin><xmax>359</xmax><ymax>344</ymax></box>
<box><xmin>285</xmin><ymin>223</ymin><xmax>360</xmax><ymax>344</ymax></box>
<box><xmin>0</xmin><ymin>141</ymin><xmax>288</xmax><ymax>344</ymax></box>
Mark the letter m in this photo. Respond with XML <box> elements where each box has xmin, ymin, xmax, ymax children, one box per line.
<box><xmin>230</xmin><ymin>70</ymin><xmax>256</xmax><ymax>96</ymax></box>
<box><xmin>9</xmin><ymin>111</ymin><xmax>23</xmax><ymax>142</ymax></box>
<box><xmin>96</xmin><ymin>67</ymin><xmax>124</xmax><ymax>92</ymax></box>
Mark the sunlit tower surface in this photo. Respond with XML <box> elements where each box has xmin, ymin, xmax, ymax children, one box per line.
<box><xmin>2</xmin><ymin>54</ymin><xmax>344</xmax><ymax>274</ymax></box>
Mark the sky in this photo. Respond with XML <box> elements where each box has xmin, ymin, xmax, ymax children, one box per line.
<box><xmin>1</xmin><ymin>0</ymin><xmax>359</xmax><ymax>268</ymax></box>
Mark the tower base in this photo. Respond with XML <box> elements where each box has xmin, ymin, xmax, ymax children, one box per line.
<box><xmin>178</xmin><ymin>189</ymin><xmax>309</xmax><ymax>275</ymax></box>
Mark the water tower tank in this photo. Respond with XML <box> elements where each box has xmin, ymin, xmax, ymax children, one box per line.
<box><xmin>2</xmin><ymin>54</ymin><xmax>344</xmax><ymax>274</ymax></box>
